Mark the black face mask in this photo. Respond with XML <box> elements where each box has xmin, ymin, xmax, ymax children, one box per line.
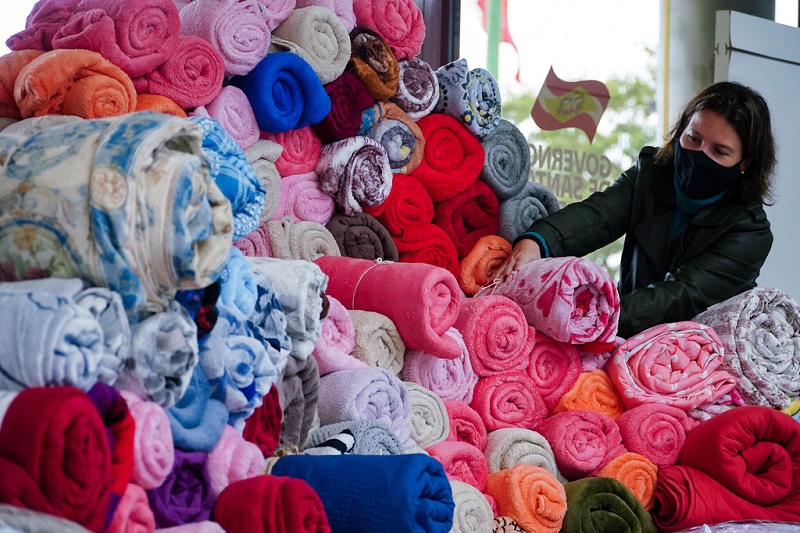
<box><xmin>673</xmin><ymin>142</ymin><xmax>742</xmax><ymax>199</ymax></box>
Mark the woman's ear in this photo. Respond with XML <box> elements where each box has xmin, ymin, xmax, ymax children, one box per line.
<box><xmin>739</xmin><ymin>158</ymin><xmax>750</xmax><ymax>174</ymax></box>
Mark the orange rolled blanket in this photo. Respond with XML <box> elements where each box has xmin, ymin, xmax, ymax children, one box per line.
<box><xmin>457</xmin><ymin>235</ymin><xmax>511</xmax><ymax>296</ymax></box>
<box><xmin>135</xmin><ymin>93</ymin><xmax>187</xmax><ymax>117</ymax></box>
<box><xmin>485</xmin><ymin>464</ymin><xmax>567</xmax><ymax>533</ymax></box>
<box><xmin>0</xmin><ymin>50</ymin><xmax>46</xmax><ymax>119</ymax></box>
<box><xmin>597</xmin><ymin>452</ymin><xmax>658</xmax><ymax>511</ymax></box>
<box><xmin>551</xmin><ymin>369</ymin><xmax>625</xmax><ymax>419</ymax></box>
<box><xmin>14</xmin><ymin>48</ymin><xmax>136</xmax><ymax>118</ymax></box>
<box><xmin>347</xmin><ymin>26</ymin><xmax>399</xmax><ymax>101</ymax></box>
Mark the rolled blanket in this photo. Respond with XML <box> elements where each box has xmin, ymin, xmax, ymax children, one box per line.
<box><xmin>51</xmin><ymin>0</ymin><xmax>180</xmax><ymax>78</ymax></box>
<box><xmin>132</xmin><ymin>35</ymin><xmax>224</xmax><ymax>109</ymax></box>
<box><xmin>296</xmin><ymin>0</ymin><xmax>356</xmax><ymax>31</ymax></box>
<box><xmin>352</xmin><ymin>0</ymin><xmax>425</xmax><ymax>60</ymax></box>
<box><xmin>0</xmin><ymin>387</ymin><xmax>112</xmax><ymax>532</ymax></box>
<box><xmin>580</xmin><ymin>336</ymin><xmax>624</xmax><ymax>372</ymax></box>
<box><xmin>325</xmin><ymin>212</ymin><xmax>398</xmax><ymax>261</ymax></box>
<box><xmin>146</xmin><ymin>449</ymin><xmax>215</xmax><ymax>528</ymax></box>
<box><xmin>552</xmin><ymin>369</ymin><xmax>625</xmax><ymax>420</ymax></box>
<box><xmin>115</xmin><ymin>301</ymin><xmax>199</xmax><ymax>408</ymax></box>
<box><xmin>207</xmin><ymin>425</ymin><xmax>265</xmax><ymax>497</ymax></box>
<box><xmin>166</xmin><ymin>366</ymin><xmax>229</xmax><ymax>453</ymax></box>
<box><xmin>270</xmin><ymin>6</ymin><xmax>351</xmax><ymax>85</ymax></box>
<box><xmin>257</xmin><ymin>0</ymin><xmax>297</xmax><ymax>30</ymax></box>
<box><xmin>484</xmin><ymin>427</ymin><xmax>565</xmax><ymax>481</ymax></box>
<box><xmin>433</xmin><ymin>179</ymin><xmax>499</xmax><ymax>259</ymax></box>
<box><xmin>493</xmin><ymin>516</ymin><xmax>527</xmax><ymax>533</ymax></box>
<box><xmin>394</xmin><ymin>222</ymin><xmax>460</xmax><ymax>278</ymax></box>
<box><xmin>266</xmin><ymin>217</ymin><xmax>340</xmax><ymax>261</ymax></box>
<box><xmin>119</xmin><ymin>391</ymin><xmax>175</xmax><ymax>490</ymax></box>
<box><xmin>347</xmin><ymin>309</ymin><xmax>405</xmax><ymax>374</ymax></box>
<box><xmin>244</xmin><ymin>139</ymin><xmax>282</xmax><ymax>222</ymax></box>
<box><xmin>410</xmin><ymin>113</ymin><xmax>485</xmax><ymax>203</ymax></box>
<box><xmin>615</xmin><ymin>403</ymin><xmax>692</xmax><ymax>467</ymax></box>
<box><xmin>318</xmin><ymin>366</ymin><xmax>411</xmax><ymax>446</ymax></box>
<box><xmin>405</xmin><ymin>381</ymin><xmax>450</xmax><ymax>448</ymax></box>
<box><xmin>247</xmin><ymin>256</ymin><xmax>327</xmax><ymax>360</ymax></box>
<box><xmin>271</xmin><ymin>171</ymin><xmax>335</xmax><ymax>224</ymax></box>
<box><xmin>458</xmin><ymin>235</ymin><xmax>512</xmax><ymax>296</ymax></box>
<box><xmin>597</xmin><ymin>452</ymin><xmax>658</xmax><ymax>511</ymax></box>
<box><xmin>0</xmin><ymin>114</ymin><xmax>82</xmax><ymax>136</ymax></box>
<box><xmin>312</xmin><ymin>295</ymin><xmax>366</xmax><ymax>376</ymax></box>
<box><xmin>242</xmin><ymin>385</ymin><xmax>282</xmax><ymax>457</ymax></box>
<box><xmin>497</xmin><ymin>181</ymin><xmax>560</xmax><ymax>242</ymax></box>
<box><xmin>692</xmin><ymin>287</ymin><xmax>800</xmax><ymax>409</ymax></box>
<box><xmin>524</xmin><ymin>331</ymin><xmax>581</xmax><ymax>410</ymax></box>
<box><xmin>214</xmin><ymin>474</ymin><xmax>329</xmax><ymax>533</ymax></box>
<box><xmin>445</xmin><ymin>400</ymin><xmax>488</xmax><ymax>451</ymax></box>
<box><xmin>278</xmin><ymin>354</ymin><xmax>320</xmax><ymax>451</ymax></box>
<box><xmin>402</xmin><ymin>327</ymin><xmax>477</xmax><ymax>404</ymax></box>
<box><xmin>455</xmin><ymin>295</ymin><xmax>529</xmax><ymax>377</ymax></box>
<box><xmin>217</xmin><ymin>246</ymin><xmax>255</xmax><ymax>321</ymax></box>
<box><xmin>426</xmin><ymin>440</ymin><xmax>489</xmax><ymax>491</ymax></box>
<box><xmin>470</xmin><ymin>372</ymin><xmax>547</xmax><ymax>431</ymax></box>
<box><xmin>315</xmin><ymin>255</ymin><xmax>463</xmax><ymax>360</ymax></box>
<box><xmin>0</xmin><ymin>277</ymin><xmax>128</xmax><ymax>390</ymax></box>
<box><xmin>233</xmin><ymin>51</ymin><xmax>331</xmax><ymax>133</ymax></box>
<box><xmin>136</xmin><ymin>93</ymin><xmax>187</xmax><ymax>117</ymax></box>
<box><xmin>489</xmin><ymin>256</ymin><xmax>620</xmax><ymax>346</ymax></box>
<box><xmin>485</xmin><ymin>464</ymin><xmax>566</xmax><ymax>533</ymax></box>
<box><xmin>260</xmin><ymin>126</ymin><xmax>321</xmax><ymax>176</ymax></box>
<box><xmin>179</xmin><ymin>0</ymin><xmax>271</xmax><ymax>76</ymax></box>
<box><xmin>107</xmin><ymin>483</ymin><xmax>155</xmax><ymax>533</ymax></box>
<box><xmin>234</xmin><ymin>221</ymin><xmax>272</xmax><ymax>257</ymax></box>
<box><xmin>653</xmin><ymin>406</ymin><xmax>800</xmax><ymax>530</ymax></box>
<box><xmin>434</xmin><ymin>58</ymin><xmax>501</xmax><ymax>139</ymax></box>
<box><xmin>606</xmin><ymin>321</ymin><xmax>738</xmax><ymax>411</ymax></box>
<box><xmin>0</xmin><ymin>50</ymin><xmax>46</xmax><ymax>119</ymax></box>
<box><xmin>303</xmin><ymin>419</ymin><xmax>404</xmax><ymax>455</ymax></box>
<box><xmin>562</xmin><ymin>477</ymin><xmax>657</xmax><ymax>533</ymax></box>
<box><xmin>479</xmin><ymin>118</ymin><xmax>531</xmax><ymax>200</ymax></box>
<box><xmin>316</xmin><ymin>135</ymin><xmax>393</xmax><ymax>216</ymax></box>
<box><xmin>5</xmin><ymin>0</ymin><xmax>82</xmax><ymax>51</ymax></box>
<box><xmin>361</xmin><ymin>101</ymin><xmax>425</xmax><ymax>174</ymax></box>
<box><xmin>0</xmin><ymin>112</ymin><xmax>233</xmax><ymax>317</ymax></box>
<box><xmin>15</xmin><ymin>48</ymin><xmax>136</xmax><ymax>118</ymax></box>
<box><xmin>192</xmin><ymin>86</ymin><xmax>259</xmax><ymax>150</ymax></box>
<box><xmin>390</xmin><ymin>57</ymin><xmax>439</xmax><ymax>120</ymax></box>
<box><xmin>366</xmin><ymin>172</ymin><xmax>433</xmax><ymax>237</ymax></box>
<box><xmin>311</xmin><ymin>70</ymin><xmax>374</xmax><ymax>144</ymax></box>
<box><xmin>0</xmin><ymin>504</ymin><xmax>95</xmax><ymax>533</ymax></box>
<box><xmin>347</xmin><ymin>27</ymin><xmax>399</xmax><ymax>101</ymax></box>
<box><xmin>449</xmin><ymin>480</ymin><xmax>494</xmax><ymax>533</ymax></box>
<box><xmin>189</xmin><ymin>115</ymin><xmax>266</xmax><ymax>241</ymax></box>
<box><xmin>271</xmin><ymin>453</ymin><xmax>454</xmax><ymax>532</ymax></box>
<box><xmin>537</xmin><ymin>409</ymin><xmax>626</xmax><ymax>481</ymax></box>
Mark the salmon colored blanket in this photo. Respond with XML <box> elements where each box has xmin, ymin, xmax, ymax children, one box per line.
<box><xmin>457</xmin><ymin>235</ymin><xmax>511</xmax><ymax>297</ymax></box>
<box><xmin>551</xmin><ymin>369</ymin><xmax>625</xmax><ymax>420</ymax></box>
<box><xmin>0</xmin><ymin>50</ymin><xmax>46</xmax><ymax>119</ymax></box>
<box><xmin>485</xmin><ymin>464</ymin><xmax>566</xmax><ymax>533</ymax></box>
<box><xmin>597</xmin><ymin>452</ymin><xmax>658</xmax><ymax>511</ymax></box>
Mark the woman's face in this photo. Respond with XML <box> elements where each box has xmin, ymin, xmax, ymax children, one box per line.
<box><xmin>679</xmin><ymin>109</ymin><xmax>744</xmax><ymax>169</ymax></box>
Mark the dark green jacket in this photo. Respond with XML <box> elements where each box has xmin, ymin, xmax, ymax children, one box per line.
<box><xmin>524</xmin><ymin>146</ymin><xmax>772</xmax><ymax>338</ymax></box>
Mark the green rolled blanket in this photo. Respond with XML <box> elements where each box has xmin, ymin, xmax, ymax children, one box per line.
<box><xmin>561</xmin><ymin>477</ymin><xmax>657</xmax><ymax>533</ymax></box>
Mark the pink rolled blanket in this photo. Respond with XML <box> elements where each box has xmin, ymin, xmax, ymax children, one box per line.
<box><xmin>191</xmin><ymin>86</ymin><xmax>259</xmax><ymax>150</ymax></box>
<box><xmin>444</xmin><ymin>399</ymin><xmax>488</xmax><ymax>451</ymax></box>
<box><xmin>257</xmin><ymin>0</ymin><xmax>297</xmax><ymax>30</ymax></box>
<box><xmin>606</xmin><ymin>321</ymin><xmax>737</xmax><ymax>411</ymax></box>
<box><xmin>312</xmin><ymin>295</ymin><xmax>367</xmax><ymax>376</ymax></box>
<box><xmin>401</xmin><ymin>327</ymin><xmax>478</xmax><ymax>404</ymax></box>
<box><xmin>5</xmin><ymin>0</ymin><xmax>82</xmax><ymax>51</ymax></box>
<box><xmin>315</xmin><ymin>254</ymin><xmax>463</xmax><ymax>360</ymax></box>
<box><xmin>426</xmin><ymin>440</ymin><xmax>489</xmax><ymax>492</ymax></box>
<box><xmin>51</xmin><ymin>0</ymin><xmax>181</xmax><ymax>78</ymax></box>
<box><xmin>615</xmin><ymin>403</ymin><xmax>693</xmax><ymax>467</ymax></box>
<box><xmin>271</xmin><ymin>172</ymin><xmax>335</xmax><ymax>225</ymax></box>
<box><xmin>260</xmin><ymin>126</ymin><xmax>322</xmax><ymax>176</ymax></box>
<box><xmin>315</xmin><ymin>135</ymin><xmax>393</xmax><ymax>216</ymax></box>
<box><xmin>454</xmin><ymin>295</ymin><xmax>530</xmax><ymax>377</ymax></box>
<box><xmin>119</xmin><ymin>391</ymin><xmax>174</xmax><ymax>490</ymax></box>
<box><xmin>179</xmin><ymin>0</ymin><xmax>271</xmax><ymax>76</ymax></box>
<box><xmin>234</xmin><ymin>221</ymin><xmax>273</xmax><ymax>257</ymax></box>
<box><xmin>107</xmin><ymin>483</ymin><xmax>156</xmax><ymax>533</ymax></box>
<box><xmin>207</xmin><ymin>425</ymin><xmax>265</xmax><ymax>497</ymax></box>
<box><xmin>296</xmin><ymin>0</ymin><xmax>356</xmax><ymax>32</ymax></box>
<box><xmin>537</xmin><ymin>409</ymin><xmax>627</xmax><ymax>481</ymax></box>
<box><xmin>132</xmin><ymin>34</ymin><xmax>224</xmax><ymax>109</ymax></box>
<box><xmin>488</xmin><ymin>256</ymin><xmax>620</xmax><ymax>346</ymax></box>
<box><xmin>470</xmin><ymin>372</ymin><xmax>548</xmax><ymax>431</ymax></box>
<box><xmin>352</xmin><ymin>0</ymin><xmax>425</xmax><ymax>60</ymax></box>
<box><xmin>524</xmin><ymin>331</ymin><xmax>581</xmax><ymax>410</ymax></box>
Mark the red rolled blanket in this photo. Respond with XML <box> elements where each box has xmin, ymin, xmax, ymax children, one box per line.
<box><xmin>433</xmin><ymin>178</ymin><xmax>500</xmax><ymax>259</ymax></box>
<box><xmin>393</xmin><ymin>223</ymin><xmax>460</xmax><ymax>278</ymax></box>
<box><xmin>366</xmin><ymin>173</ymin><xmax>434</xmax><ymax>237</ymax></box>
<box><xmin>312</xmin><ymin>70</ymin><xmax>374</xmax><ymax>144</ymax></box>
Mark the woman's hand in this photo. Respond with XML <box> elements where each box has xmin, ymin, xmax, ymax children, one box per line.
<box><xmin>494</xmin><ymin>238</ymin><xmax>542</xmax><ymax>280</ymax></box>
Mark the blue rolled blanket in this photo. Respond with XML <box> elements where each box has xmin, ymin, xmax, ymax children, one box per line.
<box><xmin>270</xmin><ymin>453</ymin><xmax>455</xmax><ymax>533</ymax></box>
<box><xmin>167</xmin><ymin>365</ymin><xmax>229</xmax><ymax>453</ymax></box>
<box><xmin>233</xmin><ymin>51</ymin><xmax>332</xmax><ymax>133</ymax></box>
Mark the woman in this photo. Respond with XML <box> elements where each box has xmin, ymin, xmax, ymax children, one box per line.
<box><xmin>496</xmin><ymin>81</ymin><xmax>776</xmax><ymax>338</ymax></box>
